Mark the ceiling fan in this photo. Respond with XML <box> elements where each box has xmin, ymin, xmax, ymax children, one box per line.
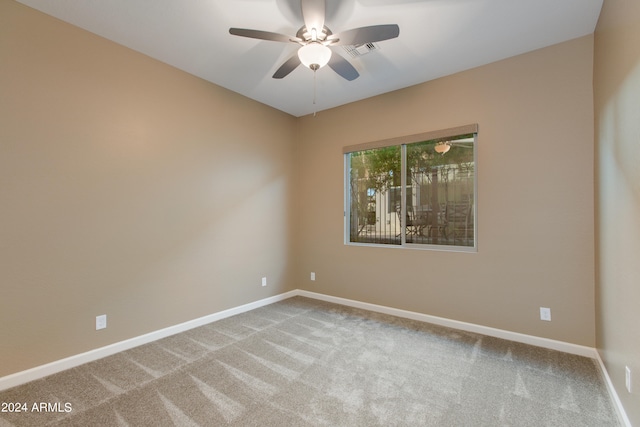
<box><xmin>229</xmin><ymin>0</ymin><xmax>399</xmax><ymax>81</ymax></box>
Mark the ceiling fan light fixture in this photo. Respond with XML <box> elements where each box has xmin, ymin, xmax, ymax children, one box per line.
<box><xmin>298</xmin><ymin>42</ymin><xmax>332</xmax><ymax>70</ymax></box>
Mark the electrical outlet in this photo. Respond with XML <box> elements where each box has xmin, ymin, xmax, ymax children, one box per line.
<box><xmin>96</xmin><ymin>314</ymin><xmax>107</xmax><ymax>330</ymax></box>
<box><xmin>540</xmin><ymin>307</ymin><xmax>551</xmax><ymax>321</ymax></box>
<box><xmin>626</xmin><ymin>366</ymin><xmax>632</xmax><ymax>393</ymax></box>
<box><xmin>310</xmin><ymin>272</ymin><xmax>316</xmax><ymax>281</ymax></box>
<box><xmin>261</xmin><ymin>277</ymin><xmax>267</xmax><ymax>287</ymax></box>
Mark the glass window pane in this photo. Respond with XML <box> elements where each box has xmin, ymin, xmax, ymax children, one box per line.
<box><xmin>345</xmin><ymin>129</ymin><xmax>476</xmax><ymax>251</ymax></box>
<box><xmin>348</xmin><ymin>146</ymin><xmax>401</xmax><ymax>245</ymax></box>
<box><xmin>405</xmin><ymin>135</ymin><xmax>475</xmax><ymax>247</ymax></box>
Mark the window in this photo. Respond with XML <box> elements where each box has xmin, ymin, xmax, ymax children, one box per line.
<box><xmin>344</xmin><ymin>124</ymin><xmax>477</xmax><ymax>251</ymax></box>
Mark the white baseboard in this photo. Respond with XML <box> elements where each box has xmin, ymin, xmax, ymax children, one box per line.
<box><xmin>594</xmin><ymin>351</ymin><xmax>633</xmax><ymax>427</ymax></box>
<box><xmin>0</xmin><ymin>286</ymin><xmax>616</xmax><ymax>421</ymax></box>
<box><xmin>0</xmin><ymin>291</ymin><xmax>297</xmax><ymax>392</ymax></box>
<box><xmin>296</xmin><ymin>290</ymin><xmax>632</xmax><ymax>426</ymax></box>
<box><xmin>296</xmin><ymin>290</ymin><xmax>598</xmax><ymax>358</ymax></box>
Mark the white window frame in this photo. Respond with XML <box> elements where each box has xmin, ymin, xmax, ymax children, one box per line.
<box><xmin>344</xmin><ymin>125</ymin><xmax>478</xmax><ymax>252</ymax></box>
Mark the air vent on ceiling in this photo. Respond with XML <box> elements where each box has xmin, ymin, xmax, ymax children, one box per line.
<box><xmin>342</xmin><ymin>42</ymin><xmax>381</xmax><ymax>58</ymax></box>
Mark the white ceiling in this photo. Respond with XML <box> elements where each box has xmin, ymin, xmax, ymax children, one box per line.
<box><xmin>16</xmin><ymin>0</ymin><xmax>603</xmax><ymax>117</ymax></box>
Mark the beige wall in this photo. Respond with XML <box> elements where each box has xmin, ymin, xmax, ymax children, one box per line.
<box><xmin>594</xmin><ymin>0</ymin><xmax>640</xmax><ymax>423</ymax></box>
<box><xmin>0</xmin><ymin>0</ymin><xmax>297</xmax><ymax>377</ymax></box>
<box><xmin>0</xmin><ymin>0</ymin><xmax>605</xmax><ymax>392</ymax></box>
<box><xmin>296</xmin><ymin>36</ymin><xmax>596</xmax><ymax>346</ymax></box>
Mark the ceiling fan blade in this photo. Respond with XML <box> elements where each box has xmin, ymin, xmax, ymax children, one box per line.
<box><xmin>328</xmin><ymin>24</ymin><xmax>399</xmax><ymax>46</ymax></box>
<box><xmin>229</xmin><ymin>28</ymin><xmax>299</xmax><ymax>43</ymax></box>
<box><xmin>301</xmin><ymin>0</ymin><xmax>325</xmax><ymax>33</ymax></box>
<box><xmin>328</xmin><ymin>54</ymin><xmax>359</xmax><ymax>81</ymax></box>
<box><xmin>273</xmin><ymin>54</ymin><xmax>302</xmax><ymax>79</ymax></box>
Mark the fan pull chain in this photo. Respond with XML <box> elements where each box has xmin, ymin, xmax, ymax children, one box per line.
<box><xmin>313</xmin><ymin>71</ymin><xmax>317</xmax><ymax>117</ymax></box>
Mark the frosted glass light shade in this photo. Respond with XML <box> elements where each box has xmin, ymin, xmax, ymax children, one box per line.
<box><xmin>298</xmin><ymin>43</ymin><xmax>332</xmax><ymax>70</ymax></box>
<box><xmin>434</xmin><ymin>143</ymin><xmax>451</xmax><ymax>154</ymax></box>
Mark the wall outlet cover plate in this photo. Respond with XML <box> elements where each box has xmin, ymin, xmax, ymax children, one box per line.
<box><xmin>96</xmin><ymin>314</ymin><xmax>107</xmax><ymax>330</ymax></box>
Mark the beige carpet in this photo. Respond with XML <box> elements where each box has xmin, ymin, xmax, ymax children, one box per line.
<box><xmin>0</xmin><ymin>297</ymin><xmax>620</xmax><ymax>426</ymax></box>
